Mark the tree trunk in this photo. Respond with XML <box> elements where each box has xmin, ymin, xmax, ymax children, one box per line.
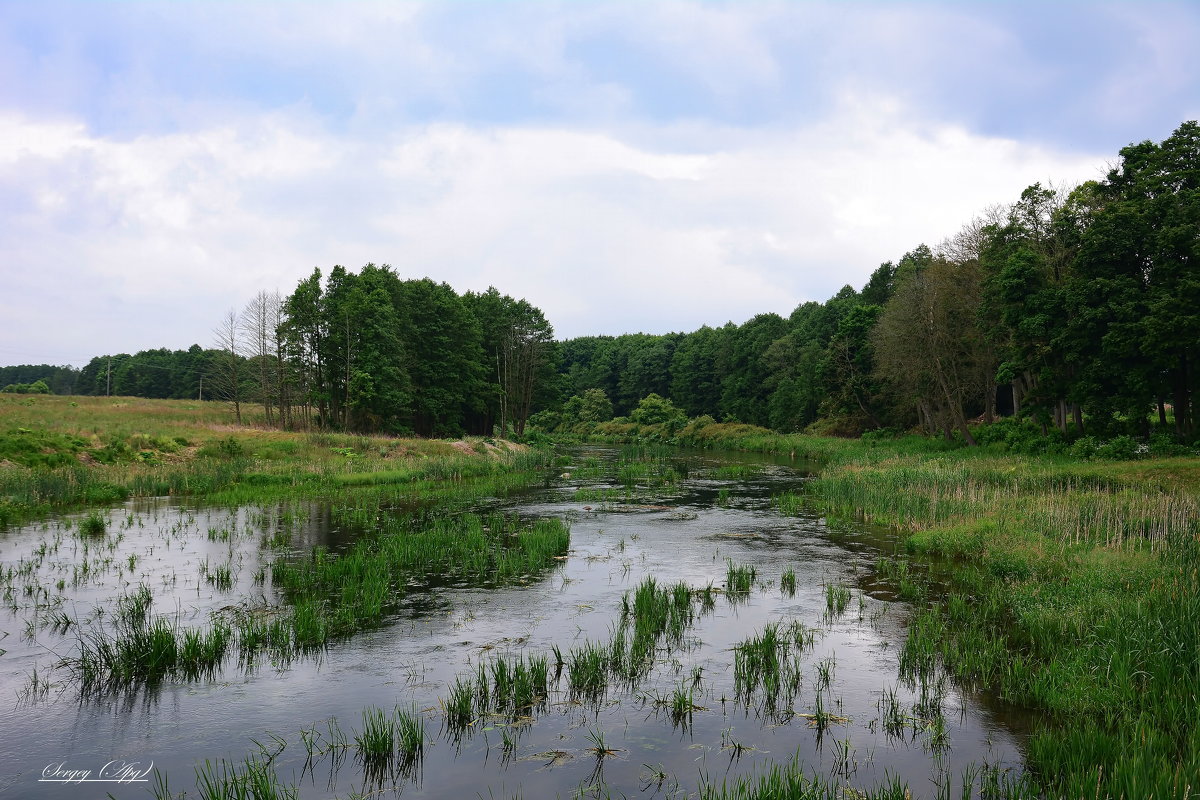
<box><xmin>1174</xmin><ymin>355</ymin><xmax>1193</xmax><ymax>437</ymax></box>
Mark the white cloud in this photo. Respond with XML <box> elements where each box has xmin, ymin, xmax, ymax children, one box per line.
<box><xmin>0</xmin><ymin>92</ymin><xmax>1107</xmax><ymax>364</ymax></box>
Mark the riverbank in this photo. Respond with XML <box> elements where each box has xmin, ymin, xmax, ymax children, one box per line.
<box><xmin>0</xmin><ymin>394</ymin><xmax>532</xmax><ymax>526</ymax></box>
<box><xmin>647</xmin><ymin>425</ymin><xmax>1200</xmax><ymax>799</ymax></box>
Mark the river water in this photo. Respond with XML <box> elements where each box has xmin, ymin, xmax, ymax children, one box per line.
<box><xmin>0</xmin><ymin>445</ymin><xmax>1028</xmax><ymax>798</ymax></box>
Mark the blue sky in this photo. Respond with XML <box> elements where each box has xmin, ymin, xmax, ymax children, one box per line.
<box><xmin>2</xmin><ymin>1</ymin><xmax>1198</xmax><ymax>366</ymax></box>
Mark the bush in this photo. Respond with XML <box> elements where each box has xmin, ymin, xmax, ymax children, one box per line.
<box><xmin>0</xmin><ymin>379</ymin><xmax>51</xmax><ymax>394</ymax></box>
<box><xmin>1069</xmin><ymin>436</ymin><xmax>1099</xmax><ymax>460</ymax></box>
<box><xmin>1094</xmin><ymin>434</ymin><xmax>1142</xmax><ymax>460</ymax></box>
<box><xmin>974</xmin><ymin>418</ymin><xmax>1068</xmax><ymax>456</ymax></box>
<box><xmin>197</xmin><ymin>436</ymin><xmax>245</xmax><ymax>459</ymax></box>
<box><xmin>1148</xmin><ymin>433</ymin><xmax>1191</xmax><ymax>458</ymax></box>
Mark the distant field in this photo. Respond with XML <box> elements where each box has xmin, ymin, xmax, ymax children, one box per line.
<box><xmin>0</xmin><ymin>394</ymin><xmax>516</xmax><ymax>524</ymax></box>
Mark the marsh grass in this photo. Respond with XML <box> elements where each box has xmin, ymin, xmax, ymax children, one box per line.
<box><xmin>78</xmin><ymin>511</ymin><xmax>106</xmax><ymax>537</ymax></box>
<box><xmin>725</xmin><ymin>561</ymin><xmax>756</xmax><ymax>597</ymax></box>
<box><xmin>668</xmin><ymin>683</ymin><xmax>702</xmax><ymax>729</ymax></box>
<box><xmin>732</xmin><ymin>621</ymin><xmax>816</xmax><ymax>717</ymax></box>
<box><xmin>697</xmin><ymin>754</ymin><xmax>1039</xmax><ymax>800</ymax></box>
<box><xmin>773</xmin><ymin>491</ymin><xmax>804</xmax><ymax>517</ymax></box>
<box><xmin>785</xmin><ymin>445</ymin><xmax>1200</xmax><ymax>798</ymax></box>
<box><xmin>560</xmin><ymin>578</ymin><xmax>710</xmax><ymax>703</ymax></box>
<box><xmin>823</xmin><ymin>583</ymin><xmax>851</xmax><ymax>618</ymax></box>
<box><xmin>354</xmin><ymin>706</ymin><xmax>397</xmax><ymax>779</ymax></box>
<box><xmin>484</xmin><ymin>653</ymin><xmax>550</xmax><ymax>717</ymax></box>
<box><xmin>780</xmin><ymin>566</ymin><xmax>796</xmax><ymax>596</ymax></box>
<box><xmin>247</xmin><ymin>512</ymin><xmax>569</xmax><ymax>660</ymax></box>
<box><xmin>710</xmin><ymin>464</ymin><xmax>761</xmax><ymax>481</ymax></box>
<box><xmin>191</xmin><ymin>755</ymin><xmax>299</xmax><ymax>800</ymax></box>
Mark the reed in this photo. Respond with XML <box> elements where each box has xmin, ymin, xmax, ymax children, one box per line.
<box><xmin>823</xmin><ymin>583</ymin><xmax>851</xmax><ymax>617</ymax></box>
<box><xmin>780</xmin><ymin>566</ymin><xmax>797</xmax><ymax>596</ymax></box>
<box><xmin>725</xmin><ymin>561</ymin><xmax>756</xmax><ymax>596</ymax></box>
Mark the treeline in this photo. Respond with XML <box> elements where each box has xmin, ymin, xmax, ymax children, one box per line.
<box><xmin>208</xmin><ymin>267</ymin><xmax>555</xmax><ymax>437</ymax></box>
<box><xmin>8</xmin><ymin>121</ymin><xmax>1195</xmax><ymax>444</ymax></box>
<box><xmin>6</xmin><ymin>269</ymin><xmax>556</xmax><ymax>438</ymax></box>
<box><xmin>545</xmin><ymin>121</ymin><xmax>1200</xmax><ymax>442</ymax></box>
<box><xmin>0</xmin><ymin>365</ymin><xmax>79</xmax><ymax>396</ymax></box>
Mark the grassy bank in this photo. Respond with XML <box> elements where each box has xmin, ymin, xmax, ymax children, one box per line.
<box><xmin>747</xmin><ymin>435</ymin><xmax>1199</xmax><ymax>798</ymax></box>
<box><xmin>568</xmin><ymin>418</ymin><xmax>1200</xmax><ymax>796</ymax></box>
<box><xmin>0</xmin><ymin>394</ymin><xmax>527</xmax><ymax>525</ymax></box>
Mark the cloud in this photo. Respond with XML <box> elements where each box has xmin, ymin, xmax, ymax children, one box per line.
<box><xmin>2</xmin><ymin>2</ymin><xmax>1196</xmax><ymax>365</ymax></box>
<box><xmin>0</xmin><ymin>89</ymin><xmax>1107</xmax><ymax>364</ymax></box>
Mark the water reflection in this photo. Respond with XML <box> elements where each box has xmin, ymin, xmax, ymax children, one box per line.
<box><xmin>0</xmin><ymin>445</ymin><xmax>1029</xmax><ymax>799</ymax></box>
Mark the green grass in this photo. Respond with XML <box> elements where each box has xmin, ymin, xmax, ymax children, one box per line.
<box><xmin>780</xmin><ymin>566</ymin><xmax>796</xmax><ymax>596</ymax></box>
<box><xmin>773</xmin><ymin>491</ymin><xmax>803</xmax><ymax>516</ymax></box>
<box><xmin>482</xmin><ymin>653</ymin><xmax>550</xmax><ymax>717</ymax></box>
<box><xmin>78</xmin><ymin>511</ymin><xmax>106</xmax><ymax>536</ymax></box>
<box><xmin>823</xmin><ymin>583</ymin><xmax>851</xmax><ymax>617</ymax></box>
<box><xmin>710</xmin><ymin>464</ymin><xmax>762</xmax><ymax>480</ymax></box>
<box><xmin>725</xmin><ymin>560</ymin><xmax>756</xmax><ymax>596</ymax></box>
<box><xmin>793</xmin><ymin>445</ymin><xmax>1200</xmax><ymax>797</ymax></box>
<box><xmin>560</xmin><ymin>577</ymin><xmax>709</xmax><ymax>702</ymax></box>
<box><xmin>265</xmin><ymin>512</ymin><xmax>569</xmax><ymax>654</ymax></box>
<box><xmin>732</xmin><ymin>621</ymin><xmax>814</xmax><ymax>715</ymax></box>
<box><xmin>0</xmin><ymin>394</ymin><xmax>542</xmax><ymax>526</ymax></box>
<box><xmin>697</xmin><ymin>755</ymin><xmax>1036</xmax><ymax>799</ymax></box>
<box><xmin>190</xmin><ymin>755</ymin><xmax>299</xmax><ymax>800</ymax></box>
<box><xmin>354</xmin><ymin>706</ymin><xmax>397</xmax><ymax>780</ymax></box>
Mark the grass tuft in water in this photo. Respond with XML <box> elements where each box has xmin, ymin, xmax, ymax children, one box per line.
<box><xmin>726</xmin><ymin>561</ymin><xmax>756</xmax><ymax>598</ymax></box>
<box><xmin>780</xmin><ymin>566</ymin><xmax>797</xmax><ymax>597</ymax></box>
<box><xmin>79</xmin><ymin>511</ymin><xmax>106</xmax><ymax>537</ymax></box>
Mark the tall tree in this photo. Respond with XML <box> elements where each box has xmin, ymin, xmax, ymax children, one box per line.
<box><xmin>210</xmin><ymin>309</ymin><xmax>246</xmax><ymax>423</ymax></box>
<box><xmin>240</xmin><ymin>290</ymin><xmax>282</xmax><ymax>426</ymax></box>
<box><xmin>873</xmin><ymin>251</ymin><xmax>987</xmax><ymax>444</ymax></box>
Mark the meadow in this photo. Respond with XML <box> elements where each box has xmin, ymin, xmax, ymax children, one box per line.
<box><xmin>4</xmin><ymin>395</ymin><xmax>1198</xmax><ymax>798</ymax></box>
<box><xmin>0</xmin><ymin>394</ymin><xmax>524</xmax><ymax>526</ymax></box>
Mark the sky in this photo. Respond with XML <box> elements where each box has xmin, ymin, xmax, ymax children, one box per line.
<box><xmin>2</xmin><ymin>1</ymin><xmax>1198</xmax><ymax>367</ymax></box>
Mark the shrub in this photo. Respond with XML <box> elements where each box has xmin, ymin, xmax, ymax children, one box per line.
<box><xmin>1147</xmin><ymin>433</ymin><xmax>1191</xmax><ymax>458</ymax></box>
<box><xmin>1069</xmin><ymin>436</ymin><xmax>1099</xmax><ymax>460</ymax></box>
<box><xmin>630</xmin><ymin>394</ymin><xmax>686</xmax><ymax>429</ymax></box>
<box><xmin>197</xmin><ymin>436</ymin><xmax>245</xmax><ymax>459</ymax></box>
<box><xmin>1094</xmin><ymin>435</ymin><xmax>1141</xmax><ymax>460</ymax></box>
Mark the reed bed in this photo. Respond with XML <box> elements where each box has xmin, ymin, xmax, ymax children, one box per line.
<box><xmin>799</xmin><ymin>450</ymin><xmax>1200</xmax><ymax>798</ymax></box>
<box><xmin>61</xmin><ymin>584</ymin><xmax>233</xmax><ymax>694</ymax></box>
<box><xmin>732</xmin><ymin>621</ymin><xmax>814</xmax><ymax>714</ymax></box>
<box><xmin>809</xmin><ymin>457</ymin><xmax>1200</xmax><ymax>550</ymax></box>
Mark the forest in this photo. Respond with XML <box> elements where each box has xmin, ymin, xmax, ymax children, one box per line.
<box><xmin>6</xmin><ymin>121</ymin><xmax>1198</xmax><ymax>445</ymax></box>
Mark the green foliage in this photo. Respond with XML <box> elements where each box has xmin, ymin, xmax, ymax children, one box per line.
<box><xmin>629</xmin><ymin>393</ymin><xmax>686</xmax><ymax>428</ymax></box>
<box><xmin>1</xmin><ymin>379</ymin><xmax>51</xmax><ymax>394</ymax></box>
<box><xmin>79</xmin><ymin>511</ymin><xmax>106</xmax><ymax>537</ymax></box>
<box><xmin>197</xmin><ymin>436</ymin><xmax>246</xmax><ymax>459</ymax></box>
<box><xmin>0</xmin><ymin>428</ymin><xmax>88</xmax><ymax>467</ymax></box>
